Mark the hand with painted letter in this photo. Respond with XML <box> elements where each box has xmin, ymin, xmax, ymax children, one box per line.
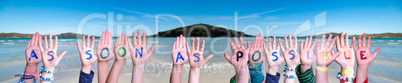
<box><xmin>129</xmin><ymin>30</ymin><xmax>155</xmax><ymax>66</ymax></box>
<box><xmin>248</xmin><ymin>34</ymin><xmax>266</xmax><ymax>67</ymax></box>
<box><xmin>76</xmin><ymin>34</ymin><xmax>97</xmax><ymax>73</ymax></box>
<box><xmin>335</xmin><ymin>33</ymin><xmax>355</xmax><ymax>70</ymax></box>
<box><xmin>187</xmin><ymin>37</ymin><xmax>213</xmax><ymax>83</ymax></box>
<box><xmin>224</xmin><ymin>37</ymin><xmax>251</xmax><ymax>83</ymax></box>
<box><xmin>96</xmin><ymin>30</ymin><xmax>114</xmax><ymax>83</ymax></box>
<box><xmin>279</xmin><ymin>34</ymin><xmax>300</xmax><ymax>68</ymax></box>
<box><xmin>352</xmin><ymin>33</ymin><xmax>380</xmax><ymax>83</ymax></box>
<box><xmin>300</xmin><ymin>36</ymin><xmax>318</xmax><ymax>73</ymax></box>
<box><xmin>114</xmin><ymin>33</ymin><xmax>131</xmax><ymax>61</ymax></box>
<box><xmin>41</xmin><ymin>34</ymin><xmax>67</xmax><ymax>71</ymax></box>
<box><xmin>170</xmin><ymin>34</ymin><xmax>188</xmax><ymax>83</ymax></box>
<box><xmin>316</xmin><ymin>34</ymin><xmax>341</xmax><ymax>68</ymax></box>
<box><xmin>23</xmin><ymin>32</ymin><xmax>43</xmax><ymax>83</ymax></box>
<box><xmin>264</xmin><ymin>36</ymin><xmax>284</xmax><ymax>75</ymax></box>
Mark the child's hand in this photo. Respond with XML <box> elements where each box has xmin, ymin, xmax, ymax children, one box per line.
<box><xmin>172</xmin><ymin>35</ymin><xmax>188</xmax><ymax>65</ymax></box>
<box><xmin>42</xmin><ymin>34</ymin><xmax>67</xmax><ymax>70</ymax></box>
<box><xmin>188</xmin><ymin>37</ymin><xmax>213</xmax><ymax>68</ymax></box>
<box><xmin>279</xmin><ymin>35</ymin><xmax>299</xmax><ymax>68</ymax></box>
<box><xmin>224</xmin><ymin>37</ymin><xmax>250</xmax><ymax>71</ymax></box>
<box><xmin>300</xmin><ymin>36</ymin><xmax>317</xmax><ymax>67</ymax></box>
<box><xmin>316</xmin><ymin>34</ymin><xmax>341</xmax><ymax>68</ymax></box>
<box><xmin>264</xmin><ymin>36</ymin><xmax>284</xmax><ymax>74</ymax></box>
<box><xmin>96</xmin><ymin>30</ymin><xmax>115</xmax><ymax>62</ymax></box>
<box><xmin>25</xmin><ymin>32</ymin><xmax>43</xmax><ymax>66</ymax></box>
<box><xmin>114</xmin><ymin>33</ymin><xmax>131</xmax><ymax>61</ymax></box>
<box><xmin>248</xmin><ymin>34</ymin><xmax>266</xmax><ymax>67</ymax></box>
<box><xmin>335</xmin><ymin>32</ymin><xmax>355</xmax><ymax>69</ymax></box>
<box><xmin>352</xmin><ymin>33</ymin><xmax>380</xmax><ymax>67</ymax></box>
<box><xmin>129</xmin><ymin>30</ymin><xmax>155</xmax><ymax>66</ymax></box>
<box><xmin>76</xmin><ymin>34</ymin><xmax>97</xmax><ymax>72</ymax></box>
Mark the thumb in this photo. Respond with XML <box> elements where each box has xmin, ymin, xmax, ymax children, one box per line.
<box><xmin>147</xmin><ymin>45</ymin><xmax>156</xmax><ymax>56</ymax></box>
<box><xmin>58</xmin><ymin>51</ymin><xmax>67</xmax><ymax>60</ymax></box>
<box><xmin>204</xmin><ymin>54</ymin><xmax>214</xmax><ymax>63</ymax></box>
<box><xmin>372</xmin><ymin>48</ymin><xmax>381</xmax><ymax>60</ymax></box>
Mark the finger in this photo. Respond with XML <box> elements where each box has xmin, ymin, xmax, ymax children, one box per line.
<box><xmin>331</xmin><ymin>51</ymin><xmax>341</xmax><ymax>61</ymax></box>
<box><xmin>367</xmin><ymin>36</ymin><xmax>371</xmax><ymax>48</ymax></box>
<box><xmin>352</xmin><ymin>37</ymin><xmax>357</xmax><ymax>50</ymax></box>
<box><xmin>326</xmin><ymin>34</ymin><xmax>332</xmax><ymax>48</ymax></box>
<box><xmin>263</xmin><ymin>42</ymin><xmax>269</xmax><ymax>54</ymax></box>
<box><xmin>98</xmin><ymin>37</ymin><xmax>102</xmax><ymax>48</ymax></box>
<box><xmin>186</xmin><ymin>43</ymin><xmax>190</xmax><ymax>54</ymax></box>
<box><xmin>107</xmin><ymin>31</ymin><xmax>112</xmax><ymax>45</ymax></box>
<box><xmin>27</xmin><ymin>40</ymin><xmax>31</xmax><ymax>48</ymax></box>
<box><xmin>147</xmin><ymin>45</ymin><xmax>156</xmax><ymax>56</ymax></box>
<box><xmin>247</xmin><ymin>41</ymin><xmax>251</xmax><ymax>51</ymax></box>
<box><xmin>228</xmin><ymin>39</ymin><xmax>235</xmax><ymax>50</ymax></box>
<box><xmin>54</xmin><ymin>36</ymin><xmax>58</xmax><ymax>50</ymax></box>
<box><xmin>340</xmin><ymin>32</ymin><xmax>345</xmax><ymax>47</ymax></box>
<box><xmin>284</xmin><ymin>36</ymin><xmax>289</xmax><ymax>49</ymax></box>
<box><xmin>204</xmin><ymin>54</ymin><xmax>214</xmax><ymax>63</ymax></box>
<box><xmin>363</xmin><ymin>33</ymin><xmax>366</xmax><ymax>47</ymax></box>
<box><xmin>30</xmin><ymin>33</ymin><xmax>36</xmax><ymax>46</ymax></box>
<box><xmin>57</xmin><ymin>51</ymin><xmax>67</xmax><ymax>60</ymax></box>
<box><xmin>176</xmin><ymin>36</ymin><xmax>180</xmax><ymax>49</ymax></box>
<box><xmin>101</xmin><ymin>31</ymin><xmax>105</xmax><ymax>45</ymax></box>
<box><xmin>321</xmin><ymin>35</ymin><xmax>325</xmax><ymax>49</ymax></box>
<box><xmin>336</xmin><ymin>36</ymin><xmax>341</xmax><ymax>49</ymax></box>
<box><xmin>81</xmin><ymin>36</ymin><xmax>86</xmax><ymax>48</ymax></box>
<box><xmin>44</xmin><ymin>36</ymin><xmax>48</xmax><ymax>49</ymax></box>
<box><xmin>233</xmin><ymin>37</ymin><xmax>240</xmax><ymax>48</ymax></box>
<box><xmin>311</xmin><ymin>39</ymin><xmax>317</xmax><ymax>50</ymax></box>
<box><xmin>346</xmin><ymin>33</ymin><xmax>350</xmax><ymax>48</ymax></box>
<box><xmin>279</xmin><ymin>40</ymin><xmax>285</xmax><ymax>52</ymax></box>
<box><xmin>38</xmin><ymin>34</ymin><xmax>43</xmax><ymax>51</ymax></box>
<box><xmin>200</xmin><ymin>40</ymin><xmax>205</xmax><ymax>52</ymax></box>
<box><xmin>224</xmin><ymin>51</ymin><xmax>231</xmax><ymax>63</ymax></box>
<box><xmin>91</xmin><ymin>36</ymin><xmax>95</xmax><ymax>49</ymax></box>
<box><xmin>308</xmin><ymin>36</ymin><xmax>313</xmax><ymax>48</ymax></box>
<box><xmin>372</xmin><ymin>48</ymin><xmax>381</xmax><ymax>59</ymax></box>
<box><xmin>273</xmin><ymin>36</ymin><xmax>277</xmax><ymax>49</ymax></box>
<box><xmin>268</xmin><ymin>38</ymin><xmax>272</xmax><ymax>50</ymax></box>
<box><xmin>294</xmin><ymin>36</ymin><xmax>297</xmax><ymax>49</ymax></box>
<box><xmin>173</xmin><ymin>42</ymin><xmax>177</xmax><ymax>50</ymax></box>
<box><xmin>137</xmin><ymin>30</ymin><xmax>142</xmax><ymax>46</ymax></box>
<box><xmin>300</xmin><ymin>40</ymin><xmax>304</xmax><ymax>50</ymax></box>
<box><xmin>124</xmin><ymin>33</ymin><xmax>128</xmax><ymax>45</ymax></box>
<box><xmin>240</xmin><ymin>37</ymin><xmax>245</xmax><ymax>48</ymax></box>
<box><xmin>196</xmin><ymin>37</ymin><xmax>200</xmax><ymax>50</ymax></box>
<box><xmin>179</xmin><ymin>35</ymin><xmax>182</xmax><ymax>48</ymax></box>
<box><xmin>251</xmin><ymin>40</ymin><xmax>256</xmax><ymax>50</ymax></box>
<box><xmin>33</xmin><ymin>33</ymin><xmax>38</xmax><ymax>46</ymax></box>
<box><xmin>304</xmin><ymin>37</ymin><xmax>308</xmax><ymax>49</ymax></box>
<box><xmin>191</xmin><ymin>38</ymin><xmax>195</xmax><ymax>51</ymax></box>
<box><xmin>181</xmin><ymin>35</ymin><xmax>186</xmax><ymax>48</ymax></box>
<box><xmin>329</xmin><ymin>36</ymin><xmax>337</xmax><ymax>50</ymax></box>
<box><xmin>143</xmin><ymin>32</ymin><xmax>146</xmax><ymax>45</ymax></box>
<box><xmin>49</xmin><ymin>34</ymin><xmax>53</xmax><ymax>49</ymax></box>
<box><xmin>133</xmin><ymin>32</ymin><xmax>137</xmax><ymax>46</ymax></box>
<box><xmin>128</xmin><ymin>36</ymin><xmax>133</xmax><ymax>49</ymax></box>
<box><xmin>86</xmin><ymin>34</ymin><xmax>90</xmax><ymax>47</ymax></box>
<box><xmin>317</xmin><ymin>40</ymin><xmax>321</xmax><ymax>49</ymax></box>
<box><xmin>76</xmin><ymin>41</ymin><xmax>82</xmax><ymax>52</ymax></box>
<box><xmin>358</xmin><ymin>35</ymin><xmax>362</xmax><ymax>48</ymax></box>
<box><xmin>277</xmin><ymin>54</ymin><xmax>284</xmax><ymax>64</ymax></box>
<box><xmin>288</xmin><ymin>34</ymin><xmax>293</xmax><ymax>48</ymax></box>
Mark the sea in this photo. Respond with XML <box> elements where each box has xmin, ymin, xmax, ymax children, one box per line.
<box><xmin>0</xmin><ymin>37</ymin><xmax>401</xmax><ymax>82</ymax></box>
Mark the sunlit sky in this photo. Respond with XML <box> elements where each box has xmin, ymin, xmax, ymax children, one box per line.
<box><xmin>1</xmin><ymin>0</ymin><xmax>401</xmax><ymax>36</ymax></box>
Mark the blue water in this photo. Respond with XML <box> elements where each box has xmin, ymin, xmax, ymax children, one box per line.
<box><xmin>1</xmin><ymin>37</ymin><xmax>401</xmax><ymax>82</ymax></box>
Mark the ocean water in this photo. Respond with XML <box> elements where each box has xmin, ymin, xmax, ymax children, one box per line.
<box><xmin>0</xmin><ymin>37</ymin><xmax>401</xmax><ymax>82</ymax></box>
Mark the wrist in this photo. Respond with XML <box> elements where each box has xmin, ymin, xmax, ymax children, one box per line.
<box><xmin>267</xmin><ymin>67</ymin><xmax>278</xmax><ymax>75</ymax></box>
<box><xmin>81</xmin><ymin>65</ymin><xmax>92</xmax><ymax>74</ymax></box>
<box><xmin>25</xmin><ymin>64</ymin><xmax>38</xmax><ymax>70</ymax></box>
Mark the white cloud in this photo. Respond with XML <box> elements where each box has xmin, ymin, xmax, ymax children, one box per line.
<box><xmin>114</xmin><ymin>7</ymin><xmax>169</xmax><ymax>21</ymax></box>
<box><xmin>238</xmin><ymin>7</ymin><xmax>288</xmax><ymax>20</ymax></box>
<box><xmin>265</xmin><ymin>16</ymin><xmax>278</xmax><ymax>21</ymax></box>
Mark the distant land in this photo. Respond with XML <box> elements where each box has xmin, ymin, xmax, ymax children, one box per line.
<box><xmin>0</xmin><ymin>23</ymin><xmax>401</xmax><ymax>38</ymax></box>
<box><xmin>149</xmin><ymin>23</ymin><xmax>252</xmax><ymax>37</ymax></box>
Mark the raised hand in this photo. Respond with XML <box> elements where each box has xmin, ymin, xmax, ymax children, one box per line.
<box><xmin>300</xmin><ymin>36</ymin><xmax>317</xmax><ymax>72</ymax></box>
<box><xmin>129</xmin><ymin>30</ymin><xmax>155</xmax><ymax>66</ymax></box>
<box><xmin>279</xmin><ymin>34</ymin><xmax>299</xmax><ymax>68</ymax></box>
<box><xmin>25</xmin><ymin>32</ymin><xmax>43</xmax><ymax>66</ymax></box>
<box><xmin>76</xmin><ymin>34</ymin><xmax>97</xmax><ymax>73</ymax></box>
<box><xmin>187</xmin><ymin>37</ymin><xmax>213</xmax><ymax>68</ymax></box>
<box><xmin>42</xmin><ymin>34</ymin><xmax>67</xmax><ymax>70</ymax></box>
<box><xmin>224</xmin><ymin>37</ymin><xmax>250</xmax><ymax>83</ymax></box>
<box><xmin>316</xmin><ymin>34</ymin><xmax>340</xmax><ymax>68</ymax></box>
<box><xmin>114</xmin><ymin>33</ymin><xmax>131</xmax><ymax>61</ymax></box>
<box><xmin>353</xmin><ymin>33</ymin><xmax>380</xmax><ymax>67</ymax></box>
<box><xmin>249</xmin><ymin>34</ymin><xmax>266</xmax><ymax>67</ymax></box>
<box><xmin>96</xmin><ymin>30</ymin><xmax>115</xmax><ymax>62</ymax></box>
<box><xmin>335</xmin><ymin>32</ymin><xmax>355</xmax><ymax>70</ymax></box>
<box><xmin>172</xmin><ymin>35</ymin><xmax>188</xmax><ymax>65</ymax></box>
<box><xmin>264</xmin><ymin>36</ymin><xmax>284</xmax><ymax>75</ymax></box>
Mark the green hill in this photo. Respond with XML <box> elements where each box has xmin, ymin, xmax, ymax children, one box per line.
<box><xmin>149</xmin><ymin>23</ymin><xmax>253</xmax><ymax>37</ymax></box>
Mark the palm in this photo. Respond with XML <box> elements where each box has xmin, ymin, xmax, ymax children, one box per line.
<box><xmin>265</xmin><ymin>36</ymin><xmax>284</xmax><ymax>68</ymax></box>
<box><xmin>77</xmin><ymin>35</ymin><xmax>97</xmax><ymax>66</ymax></box>
<box><xmin>25</xmin><ymin>32</ymin><xmax>42</xmax><ymax>64</ymax></box>
<box><xmin>114</xmin><ymin>34</ymin><xmax>131</xmax><ymax>61</ymax></box>
<box><xmin>300</xmin><ymin>49</ymin><xmax>315</xmax><ymax>65</ymax></box>
<box><xmin>129</xmin><ymin>30</ymin><xmax>155</xmax><ymax>66</ymax></box>
<box><xmin>249</xmin><ymin>34</ymin><xmax>265</xmax><ymax>66</ymax></box>
<box><xmin>335</xmin><ymin>33</ymin><xmax>355</xmax><ymax>68</ymax></box>
<box><xmin>316</xmin><ymin>49</ymin><xmax>333</xmax><ymax>66</ymax></box>
<box><xmin>42</xmin><ymin>34</ymin><xmax>67</xmax><ymax>68</ymax></box>
<box><xmin>96</xmin><ymin>30</ymin><xmax>115</xmax><ymax>62</ymax></box>
<box><xmin>189</xmin><ymin>50</ymin><xmax>204</xmax><ymax>67</ymax></box>
<box><xmin>279</xmin><ymin>35</ymin><xmax>299</xmax><ymax>68</ymax></box>
<box><xmin>224</xmin><ymin>37</ymin><xmax>250</xmax><ymax>71</ymax></box>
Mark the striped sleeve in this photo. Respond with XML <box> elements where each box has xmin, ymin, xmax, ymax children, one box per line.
<box><xmin>295</xmin><ymin>65</ymin><xmax>315</xmax><ymax>83</ymax></box>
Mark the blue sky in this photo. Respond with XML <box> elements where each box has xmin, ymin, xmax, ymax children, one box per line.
<box><xmin>0</xmin><ymin>0</ymin><xmax>401</xmax><ymax>36</ymax></box>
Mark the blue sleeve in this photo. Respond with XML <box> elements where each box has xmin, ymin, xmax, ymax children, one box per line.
<box><xmin>79</xmin><ymin>70</ymin><xmax>94</xmax><ymax>83</ymax></box>
<box><xmin>265</xmin><ymin>72</ymin><xmax>280</xmax><ymax>83</ymax></box>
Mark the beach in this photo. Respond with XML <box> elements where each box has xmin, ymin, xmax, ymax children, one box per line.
<box><xmin>1</xmin><ymin>37</ymin><xmax>401</xmax><ymax>83</ymax></box>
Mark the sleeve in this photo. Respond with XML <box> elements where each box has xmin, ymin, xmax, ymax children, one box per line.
<box><xmin>79</xmin><ymin>70</ymin><xmax>94</xmax><ymax>83</ymax></box>
<box><xmin>295</xmin><ymin>65</ymin><xmax>315</xmax><ymax>83</ymax></box>
<box><xmin>230</xmin><ymin>75</ymin><xmax>251</xmax><ymax>83</ymax></box>
<box><xmin>265</xmin><ymin>72</ymin><xmax>280</xmax><ymax>83</ymax></box>
<box><xmin>249</xmin><ymin>63</ymin><xmax>264</xmax><ymax>83</ymax></box>
<box><xmin>353</xmin><ymin>77</ymin><xmax>368</xmax><ymax>83</ymax></box>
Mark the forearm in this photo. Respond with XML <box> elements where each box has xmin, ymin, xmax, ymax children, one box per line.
<box><xmin>340</xmin><ymin>67</ymin><xmax>354</xmax><ymax>83</ymax></box>
<box><xmin>81</xmin><ymin>65</ymin><xmax>92</xmax><ymax>74</ymax></box>
<box><xmin>106</xmin><ymin>60</ymin><xmax>125</xmax><ymax>83</ymax></box>
<box><xmin>315</xmin><ymin>66</ymin><xmax>329</xmax><ymax>83</ymax></box>
<box><xmin>170</xmin><ymin>64</ymin><xmax>183</xmax><ymax>83</ymax></box>
<box><xmin>188</xmin><ymin>67</ymin><xmax>200</xmax><ymax>83</ymax></box>
<box><xmin>355</xmin><ymin>66</ymin><xmax>368</xmax><ymax>83</ymax></box>
<box><xmin>300</xmin><ymin>64</ymin><xmax>311</xmax><ymax>73</ymax></box>
<box><xmin>40</xmin><ymin>67</ymin><xmax>55</xmax><ymax>83</ymax></box>
<box><xmin>23</xmin><ymin>64</ymin><xmax>38</xmax><ymax>82</ymax></box>
<box><xmin>295</xmin><ymin>65</ymin><xmax>315</xmax><ymax>83</ymax></box>
<box><xmin>235</xmin><ymin>66</ymin><xmax>250</xmax><ymax>83</ymax></box>
<box><xmin>131</xmin><ymin>65</ymin><xmax>145</xmax><ymax>83</ymax></box>
<box><xmin>284</xmin><ymin>65</ymin><xmax>297</xmax><ymax>83</ymax></box>
<box><xmin>97</xmin><ymin>61</ymin><xmax>109</xmax><ymax>83</ymax></box>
